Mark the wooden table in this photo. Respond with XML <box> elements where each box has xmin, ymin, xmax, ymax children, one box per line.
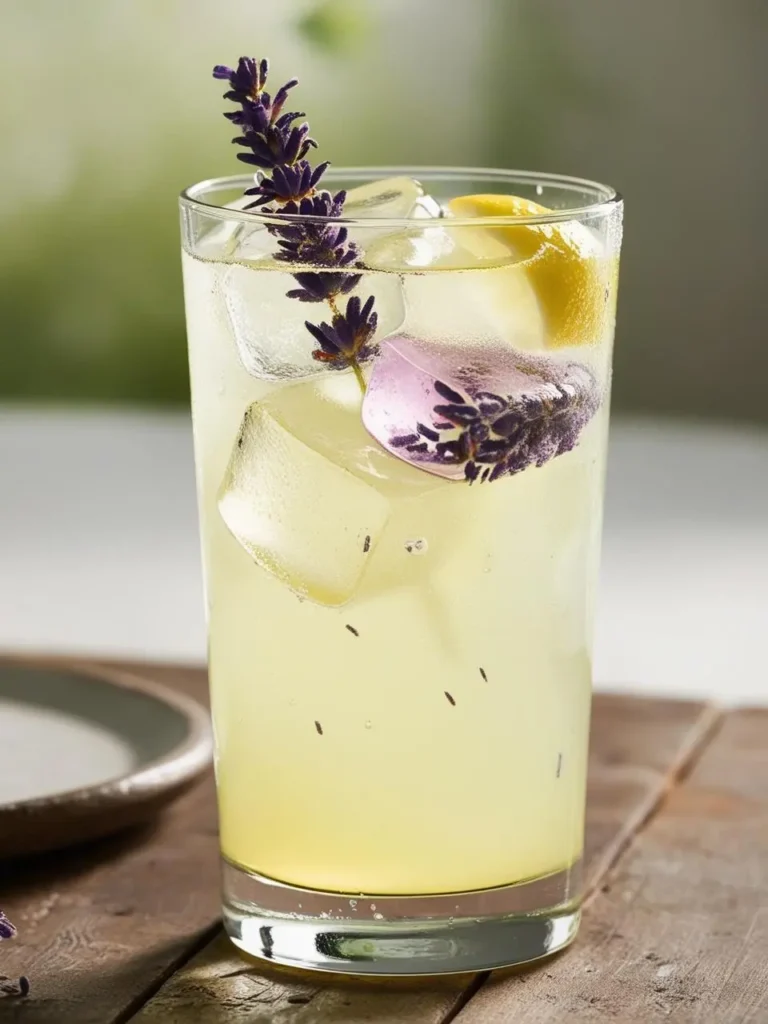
<box><xmin>2</xmin><ymin>661</ymin><xmax>766</xmax><ymax>1023</ymax></box>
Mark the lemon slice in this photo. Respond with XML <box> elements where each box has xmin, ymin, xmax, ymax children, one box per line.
<box><xmin>447</xmin><ymin>193</ymin><xmax>612</xmax><ymax>348</ymax></box>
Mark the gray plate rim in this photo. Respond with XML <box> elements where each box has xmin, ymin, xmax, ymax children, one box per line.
<box><xmin>0</xmin><ymin>655</ymin><xmax>212</xmax><ymax>839</ymax></box>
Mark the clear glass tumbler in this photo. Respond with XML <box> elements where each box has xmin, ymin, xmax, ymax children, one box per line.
<box><xmin>180</xmin><ymin>168</ymin><xmax>623</xmax><ymax>974</ymax></box>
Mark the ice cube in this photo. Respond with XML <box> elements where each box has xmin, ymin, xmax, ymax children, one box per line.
<box><xmin>343</xmin><ymin>176</ymin><xmax>443</xmax><ymax>222</ymax></box>
<box><xmin>362</xmin><ymin>338</ymin><xmax>601</xmax><ymax>482</ymax></box>
<box><xmin>228</xmin><ymin>221</ymin><xmax>272</xmax><ymax>263</ymax></box>
<box><xmin>219</xmin><ymin>403</ymin><xmax>391</xmax><ymax>606</ymax></box>
<box><xmin>221</xmin><ymin>265</ymin><xmax>405</xmax><ymax>382</ymax></box>
<box><xmin>218</xmin><ymin>177</ymin><xmax>447</xmax><ymax>380</ymax></box>
<box><xmin>362</xmin><ymin>222</ymin><xmax>546</xmax><ymax>352</ymax></box>
<box><xmin>343</xmin><ymin>176</ymin><xmax>443</xmax><ymax>259</ymax></box>
<box><xmin>264</xmin><ymin>373</ymin><xmax>448</xmax><ymax>498</ymax></box>
<box><xmin>361</xmin><ymin>217</ymin><xmax>520</xmax><ymax>272</ymax></box>
<box><xmin>227</xmin><ymin>177</ymin><xmax>441</xmax><ymax>266</ymax></box>
<box><xmin>193</xmin><ymin>193</ymin><xmax>263</xmax><ymax>260</ymax></box>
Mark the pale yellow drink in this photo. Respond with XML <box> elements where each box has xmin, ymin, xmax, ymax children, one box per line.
<box><xmin>182</xmin><ymin>192</ymin><xmax>616</xmax><ymax>896</ymax></box>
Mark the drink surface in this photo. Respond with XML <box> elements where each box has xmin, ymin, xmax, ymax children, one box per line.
<box><xmin>183</xmin><ymin>182</ymin><xmax>618</xmax><ymax>895</ymax></box>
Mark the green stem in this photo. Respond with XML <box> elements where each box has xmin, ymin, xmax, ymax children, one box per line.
<box><xmin>351</xmin><ymin>359</ymin><xmax>366</xmax><ymax>395</ymax></box>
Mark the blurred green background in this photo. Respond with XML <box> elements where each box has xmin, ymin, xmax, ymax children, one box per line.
<box><xmin>1</xmin><ymin>0</ymin><xmax>765</xmax><ymax>420</ymax></box>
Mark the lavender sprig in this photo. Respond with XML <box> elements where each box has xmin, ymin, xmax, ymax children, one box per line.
<box><xmin>214</xmin><ymin>57</ymin><xmax>376</xmax><ymax>381</ymax></box>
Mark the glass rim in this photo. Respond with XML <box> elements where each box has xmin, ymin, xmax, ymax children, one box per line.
<box><xmin>179</xmin><ymin>166</ymin><xmax>621</xmax><ymax>229</ymax></box>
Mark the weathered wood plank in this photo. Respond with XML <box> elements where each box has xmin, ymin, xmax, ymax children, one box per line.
<box><xmin>455</xmin><ymin>708</ymin><xmax>768</xmax><ymax>1023</ymax></box>
<box><xmin>582</xmin><ymin>695</ymin><xmax>721</xmax><ymax>895</ymax></box>
<box><xmin>0</xmin><ymin>662</ymin><xmax>219</xmax><ymax>1024</ymax></box>
<box><xmin>128</xmin><ymin>694</ymin><xmax>717</xmax><ymax>1024</ymax></box>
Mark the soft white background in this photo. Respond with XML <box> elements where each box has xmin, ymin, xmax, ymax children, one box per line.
<box><xmin>2</xmin><ymin>409</ymin><xmax>765</xmax><ymax>705</ymax></box>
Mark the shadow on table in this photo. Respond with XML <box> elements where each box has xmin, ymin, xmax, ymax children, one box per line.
<box><xmin>122</xmin><ymin>929</ymin><xmax>481</xmax><ymax>1022</ymax></box>
<box><xmin>0</xmin><ymin>821</ymin><xmax>166</xmax><ymax>896</ymax></box>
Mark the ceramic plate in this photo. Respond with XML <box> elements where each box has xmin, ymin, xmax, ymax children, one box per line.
<box><xmin>0</xmin><ymin>659</ymin><xmax>212</xmax><ymax>857</ymax></box>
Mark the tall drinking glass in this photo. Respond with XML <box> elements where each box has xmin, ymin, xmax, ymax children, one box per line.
<box><xmin>180</xmin><ymin>168</ymin><xmax>622</xmax><ymax>974</ymax></box>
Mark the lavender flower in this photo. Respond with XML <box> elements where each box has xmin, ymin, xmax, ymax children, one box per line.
<box><xmin>391</xmin><ymin>365</ymin><xmax>600</xmax><ymax>483</ymax></box>
<box><xmin>214</xmin><ymin>59</ymin><xmax>311</xmax><ymax>174</ymax></box>
<box><xmin>214</xmin><ymin>55</ymin><xmax>370</xmax><ymax>376</ymax></box>
<box><xmin>306</xmin><ymin>295</ymin><xmax>379</xmax><ymax>371</ymax></box>
<box><xmin>286</xmin><ymin>271</ymin><xmax>361</xmax><ymax>304</ymax></box>
<box><xmin>269</xmin><ymin>190</ymin><xmax>360</xmax><ymax>272</ymax></box>
<box><xmin>245</xmin><ymin>162</ymin><xmax>329</xmax><ymax>207</ymax></box>
<box><xmin>213</xmin><ymin>58</ymin><xmax>272</xmax><ymax>104</ymax></box>
<box><xmin>0</xmin><ymin>911</ymin><xmax>27</xmax><ymax>999</ymax></box>
<box><xmin>0</xmin><ymin>911</ymin><xmax>16</xmax><ymax>941</ymax></box>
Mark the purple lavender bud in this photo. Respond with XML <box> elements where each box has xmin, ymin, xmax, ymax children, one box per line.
<box><xmin>286</xmin><ymin>272</ymin><xmax>361</xmax><ymax>303</ymax></box>
<box><xmin>305</xmin><ymin>294</ymin><xmax>380</xmax><ymax>370</ymax></box>
<box><xmin>434</xmin><ymin>380</ymin><xmax>466</xmax><ymax>404</ymax></box>
<box><xmin>0</xmin><ymin>911</ymin><xmax>17</xmax><ymax>940</ymax></box>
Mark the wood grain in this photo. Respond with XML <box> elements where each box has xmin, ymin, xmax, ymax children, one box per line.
<box><xmin>128</xmin><ymin>692</ymin><xmax>716</xmax><ymax>1024</ymax></box>
<box><xmin>0</xmin><ymin>664</ymin><xmax>219</xmax><ymax>1024</ymax></box>
<box><xmin>454</xmin><ymin>708</ymin><xmax>768</xmax><ymax>1023</ymax></box>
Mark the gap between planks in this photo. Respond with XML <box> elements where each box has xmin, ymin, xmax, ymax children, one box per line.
<box><xmin>582</xmin><ymin>701</ymin><xmax>723</xmax><ymax>910</ymax></box>
<box><xmin>112</xmin><ymin>923</ymin><xmax>223</xmax><ymax>1024</ymax></box>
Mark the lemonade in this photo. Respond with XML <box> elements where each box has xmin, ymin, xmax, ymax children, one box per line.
<box><xmin>182</xmin><ymin>175</ymin><xmax>618</xmax><ymax>901</ymax></box>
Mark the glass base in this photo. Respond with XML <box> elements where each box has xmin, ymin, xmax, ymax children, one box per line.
<box><xmin>222</xmin><ymin>857</ymin><xmax>582</xmax><ymax>976</ymax></box>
